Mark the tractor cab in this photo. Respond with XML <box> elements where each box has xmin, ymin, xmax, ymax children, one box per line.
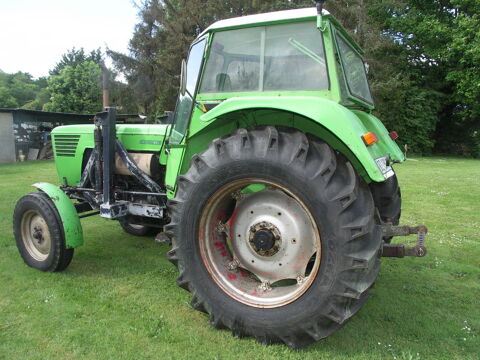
<box><xmin>169</xmin><ymin>7</ymin><xmax>374</xmax><ymax>150</ymax></box>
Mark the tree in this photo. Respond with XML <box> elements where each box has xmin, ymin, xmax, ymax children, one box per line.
<box><xmin>44</xmin><ymin>61</ymin><xmax>102</xmax><ymax>113</ymax></box>
<box><xmin>44</xmin><ymin>48</ymin><xmax>140</xmax><ymax>114</ymax></box>
<box><xmin>0</xmin><ymin>71</ymin><xmax>48</xmax><ymax>110</ymax></box>
<box><xmin>0</xmin><ymin>87</ymin><xmax>19</xmax><ymax>108</ymax></box>
<box><xmin>369</xmin><ymin>0</ymin><xmax>480</xmax><ymax>157</ymax></box>
<box><xmin>50</xmin><ymin>48</ymin><xmax>102</xmax><ymax>76</ymax></box>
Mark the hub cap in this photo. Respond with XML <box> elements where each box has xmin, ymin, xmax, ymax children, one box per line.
<box><xmin>20</xmin><ymin>210</ymin><xmax>51</xmax><ymax>261</ymax></box>
<box><xmin>199</xmin><ymin>179</ymin><xmax>321</xmax><ymax>308</ymax></box>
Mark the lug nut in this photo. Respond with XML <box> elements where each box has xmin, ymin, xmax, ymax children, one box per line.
<box><xmin>259</xmin><ymin>281</ymin><xmax>271</xmax><ymax>292</ymax></box>
<box><xmin>227</xmin><ymin>259</ymin><xmax>239</xmax><ymax>271</ymax></box>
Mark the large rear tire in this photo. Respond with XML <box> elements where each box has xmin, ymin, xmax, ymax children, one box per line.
<box><xmin>370</xmin><ymin>174</ymin><xmax>402</xmax><ymax>243</ymax></box>
<box><xmin>13</xmin><ymin>192</ymin><xmax>74</xmax><ymax>272</ymax></box>
<box><xmin>166</xmin><ymin>127</ymin><xmax>382</xmax><ymax>348</ymax></box>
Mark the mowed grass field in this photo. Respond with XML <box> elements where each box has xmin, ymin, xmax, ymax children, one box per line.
<box><xmin>0</xmin><ymin>158</ymin><xmax>478</xmax><ymax>360</ymax></box>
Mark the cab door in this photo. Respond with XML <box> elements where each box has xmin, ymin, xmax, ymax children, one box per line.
<box><xmin>164</xmin><ymin>37</ymin><xmax>207</xmax><ymax>196</ymax></box>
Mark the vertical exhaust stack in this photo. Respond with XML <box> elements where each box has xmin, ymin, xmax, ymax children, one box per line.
<box><xmin>100</xmin><ymin>62</ymin><xmax>110</xmax><ymax>110</ymax></box>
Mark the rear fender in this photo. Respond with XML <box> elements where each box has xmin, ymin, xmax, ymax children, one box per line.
<box><xmin>195</xmin><ymin>96</ymin><xmax>404</xmax><ymax>182</ymax></box>
<box><xmin>32</xmin><ymin>182</ymin><xmax>83</xmax><ymax>248</ymax></box>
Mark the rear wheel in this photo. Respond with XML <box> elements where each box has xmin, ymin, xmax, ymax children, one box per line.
<box><xmin>166</xmin><ymin>127</ymin><xmax>382</xmax><ymax>348</ymax></box>
<box><xmin>370</xmin><ymin>174</ymin><xmax>401</xmax><ymax>242</ymax></box>
<box><xmin>13</xmin><ymin>192</ymin><xmax>74</xmax><ymax>272</ymax></box>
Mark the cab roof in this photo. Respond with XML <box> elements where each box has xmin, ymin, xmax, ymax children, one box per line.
<box><xmin>199</xmin><ymin>7</ymin><xmax>330</xmax><ymax>37</ymax></box>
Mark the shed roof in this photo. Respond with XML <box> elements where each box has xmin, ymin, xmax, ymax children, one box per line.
<box><xmin>0</xmin><ymin>108</ymin><xmax>93</xmax><ymax>124</ymax></box>
<box><xmin>0</xmin><ymin>108</ymin><xmax>144</xmax><ymax>124</ymax></box>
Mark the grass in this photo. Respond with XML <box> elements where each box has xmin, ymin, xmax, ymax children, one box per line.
<box><xmin>0</xmin><ymin>158</ymin><xmax>478</xmax><ymax>360</ymax></box>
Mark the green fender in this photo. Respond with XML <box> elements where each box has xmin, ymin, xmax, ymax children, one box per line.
<box><xmin>33</xmin><ymin>182</ymin><xmax>84</xmax><ymax>248</ymax></box>
<box><xmin>196</xmin><ymin>96</ymin><xmax>404</xmax><ymax>182</ymax></box>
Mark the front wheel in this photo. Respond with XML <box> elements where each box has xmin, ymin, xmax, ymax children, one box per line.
<box><xmin>13</xmin><ymin>192</ymin><xmax>74</xmax><ymax>272</ymax></box>
<box><xmin>119</xmin><ymin>218</ymin><xmax>157</xmax><ymax>237</ymax></box>
<box><xmin>166</xmin><ymin>127</ymin><xmax>382</xmax><ymax>348</ymax></box>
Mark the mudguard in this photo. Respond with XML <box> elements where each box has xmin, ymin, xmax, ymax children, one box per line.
<box><xmin>33</xmin><ymin>182</ymin><xmax>83</xmax><ymax>248</ymax></box>
<box><xmin>197</xmin><ymin>96</ymin><xmax>405</xmax><ymax>183</ymax></box>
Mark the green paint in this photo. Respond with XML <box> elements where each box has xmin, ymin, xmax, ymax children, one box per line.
<box><xmin>32</xmin><ymin>182</ymin><xmax>83</xmax><ymax>248</ymax></box>
<box><xmin>241</xmin><ymin>184</ymin><xmax>266</xmax><ymax>194</ymax></box>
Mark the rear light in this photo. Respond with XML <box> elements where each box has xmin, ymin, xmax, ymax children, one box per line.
<box><xmin>389</xmin><ymin>131</ymin><xmax>399</xmax><ymax>140</ymax></box>
<box><xmin>361</xmin><ymin>132</ymin><xmax>378</xmax><ymax>146</ymax></box>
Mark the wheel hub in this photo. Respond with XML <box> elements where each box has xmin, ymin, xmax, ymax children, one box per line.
<box><xmin>249</xmin><ymin>222</ymin><xmax>280</xmax><ymax>256</ymax></box>
<box><xmin>32</xmin><ymin>227</ymin><xmax>44</xmax><ymax>243</ymax></box>
<box><xmin>20</xmin><ymin>210</ymin><xmax>51</xmax><ymax>261</ymax></box>
<box><xmin>229</xmin><ymin>188</ymin><xmax>318</xmax><ymax>284</ymax></box>
<box><xmin>200</xmin><ymin>179</ymin><xmax>321</xmax><ymax>308</ymax></box>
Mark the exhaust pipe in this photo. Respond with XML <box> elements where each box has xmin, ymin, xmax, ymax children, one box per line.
<box><xmin>100</xmin><ymin>61</ymin><xmax>109</xmax><ymax>109</ymax></box>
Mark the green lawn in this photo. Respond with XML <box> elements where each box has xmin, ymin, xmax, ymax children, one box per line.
<box><xmin>0</xmin><ymin>158</ymin><xmax>478</xmax><ymax>360</ymax></box>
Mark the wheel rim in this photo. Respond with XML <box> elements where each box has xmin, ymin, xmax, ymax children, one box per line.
<box><xmin>20</xmin><ymin>210</ymin><xmax>51</xmax><ymax>261</ymax></box>
<box><xmin>199</xmin><ymin>179</ymin><xmax>321</xmax><ymax>308</ymax></box>
<box><xmin>129</xmin><ymin>224</ymin><xmax>145</xmax><ymax>230</ymax></box>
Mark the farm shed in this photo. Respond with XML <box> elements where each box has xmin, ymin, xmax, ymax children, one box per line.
<box><xmin>0</xmin><ymin>109</ymin><xmax>145</xmax><ymax>163</ymax></box>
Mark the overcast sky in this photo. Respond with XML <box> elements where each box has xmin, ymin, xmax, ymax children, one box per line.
<box><xmin>0</xmin><ymin>0</ymin><xmax>139</xmax><ymax>78</ymax></box>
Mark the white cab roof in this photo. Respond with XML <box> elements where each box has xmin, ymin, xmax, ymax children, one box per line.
<box><xmin>199</xmin><ymin>7</ymin><xmax>330</xmax><ymax>37</ymax></box>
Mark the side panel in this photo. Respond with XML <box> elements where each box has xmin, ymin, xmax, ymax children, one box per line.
<box><xmin>33</xmin><ymin>182</ymin><xmax>83</xmax><ymax>248</ymax></box>
<box><xmin>52</xmin><ymin>127</ymin><xmax>94</xmax><ymax>186</ymax></box>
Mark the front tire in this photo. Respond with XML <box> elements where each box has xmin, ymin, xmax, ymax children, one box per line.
<box><xmin>13</xmin><ymin>192</ymin><xmax>74</xmax><ymax>272</ymax></box>
<box><xmin>119</xmin><ymin>219</ymin><xmax>157</xmax><ymax>237</ymax></box>
<box><xmin>166</xmin><ymin>127</ymin><xmax>382</xmax><ymax>348</ymax></box>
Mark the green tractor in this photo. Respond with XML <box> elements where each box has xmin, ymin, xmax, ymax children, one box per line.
<box><xmin>13</xmin><ymin>4</ymin><xmax>428</xmax><ymax>348</ymax></box>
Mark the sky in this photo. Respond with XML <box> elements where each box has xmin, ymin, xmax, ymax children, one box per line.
<box><xmin>0</xmin><ymin>0</ymin><xmax>139</xmax><ymax>78</ymax></box>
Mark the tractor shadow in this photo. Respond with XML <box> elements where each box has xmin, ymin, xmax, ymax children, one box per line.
<box><xmin>66</xmin><ymin>217</ymin><xmax>173</xmax><ymax>281</ymax></box>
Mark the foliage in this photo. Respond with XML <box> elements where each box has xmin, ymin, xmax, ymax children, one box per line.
<box><xmin>43</xmin><ymin>48</ymin><xmax>140</xmax><ymax>114</ymax></box>
<box><xmin>43</xmin><ymin>61</ymin><xmax>102</xmax><ymax>114</ymax></box>
<box><xmin>50</xmin><ymin>48</ymin><xmax>103</xmax><ymax>76</ymax></box>
<box><xmin>0</xmin><ymin>87</ymin><xmax>18</xmax><ymax>108</ymax></box>
<box><xmin>0</xmin><ymin>70</ymin><xmax>48</xmax><ymax>109</ymax></box>
<box><xmin>370</xmin><ymin>0</ymin><xmax>480</xmax><ymax>156</ymax></box>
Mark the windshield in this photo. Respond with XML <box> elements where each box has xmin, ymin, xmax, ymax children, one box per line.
<box><xmin>335</xmin><ymin>32</ymin><xmax>373</xmax><ymax>104</ymax></box>
<box><xmin>199</xmin><ymin>21</ymin><xmax>328</xmax><ymax>93</ymax></box>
